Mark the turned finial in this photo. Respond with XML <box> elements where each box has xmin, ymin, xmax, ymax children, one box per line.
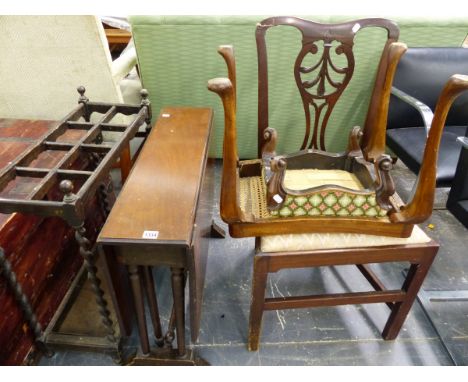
<box><xmin>140</xmin><ymin>89</ymin><xmax>152</xmax><ymax>125</ymax></box>
<box><xmin>270</xmin><ymin>157</ymin><xmax>286</xmax><ymax>172</ymax></box>
<box><xmin>378</xmin><ymin>156</ymin><xmax>393</xmax><ymax>172</ymax></box>
<box><xmin>60</xmin><ymin>180</ymin><xmax>76</xmax><ymax>203</ymax></box>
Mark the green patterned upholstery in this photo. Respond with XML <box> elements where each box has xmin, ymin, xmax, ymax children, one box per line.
<box><xmin>238</xmin><ymin>163</ymin><xmax>388</xmax><ymax>220</ymax></box>
<box><xmin>130</xmin><ymin>16</ymin><xmax>468</xmax><ymax>158</ymax></box>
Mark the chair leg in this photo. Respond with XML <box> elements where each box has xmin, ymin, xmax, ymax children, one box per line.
<box><xmin>382</xmin><ymin>249</ymin><xmax>437</xmax><ymax>340</ymax></box>
<box><xmin>248</xmin><ymin>256</ymin><xmax>269</xmax><ymax>351</ymax></box>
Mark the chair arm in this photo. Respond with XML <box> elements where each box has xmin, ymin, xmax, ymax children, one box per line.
<box><xmin>391</xmin><ymin>86</ymin><xmax>434</xmax><ymax>137</ymax></box>
<box><xmin>111</xmin><ymin>43</ymin><xmax>138</xmax><ymax>83</ymax></box>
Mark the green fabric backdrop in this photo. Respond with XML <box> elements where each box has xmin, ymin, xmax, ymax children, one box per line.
<box><xmin>130</xmin><ymin>16</ymin><xmax>468</xmax><ymax>158</ymax></box>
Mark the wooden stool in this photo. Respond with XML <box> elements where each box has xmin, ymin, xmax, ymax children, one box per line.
<box><xmin>248</xmin><ymin>226</ymin><xmax>438</xmax><ymax>350</ymax></box>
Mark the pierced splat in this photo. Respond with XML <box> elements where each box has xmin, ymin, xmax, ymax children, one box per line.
<box><xmin>256</xmin><ymin>16</ymin><xmax>400</xmax><ymax>156</ymax></box>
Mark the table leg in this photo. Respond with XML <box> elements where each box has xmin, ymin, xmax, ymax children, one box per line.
<box><xmin>142</xmin><ymin>266</ymin><xmax>164</xmax><ymax>346</ymax></box>
<box><xmin>170</xmin><ymin>267</ymin><xmax>186</xmax><ymax>357</ymax></box>
<box><xmin>128</xmin><ymin>265</ymin><xmax>150</xmax><ymax>355</ymax></box>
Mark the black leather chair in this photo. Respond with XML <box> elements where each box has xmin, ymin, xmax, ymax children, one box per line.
<box><xmin>386</xmin><ymin>47</ymin><xmax>468</xmax><ymax>187</ymax></box>
<box><xmin>447</xmin><ymin>136</ymin><xmax>468</xmax><ymax>228</ymax></box>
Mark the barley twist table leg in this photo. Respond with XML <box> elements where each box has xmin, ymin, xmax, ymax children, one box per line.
<box><xmin>0</xmin><ymin>248</ymin><xmax>53</xmax><ymax>357</ymax></box>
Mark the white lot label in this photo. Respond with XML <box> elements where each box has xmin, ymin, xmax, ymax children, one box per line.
<box><xmin>142</xmin><ymin>230</ymin><xmax>159</xmax><ymax>239</ymax></box>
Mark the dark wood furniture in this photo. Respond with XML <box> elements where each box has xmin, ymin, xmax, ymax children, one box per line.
<box><xmin>208</xmin><ymin>16</ymin><xmax>449</xmax><ymax>350</ymax></box>
<box><xmin>0</xmin><ymin>88</ymin><xmax>151</xmax><ymax>364</ymax></box>
<box><xmin>103</xmin><ymin>25</ymin><xmax>133</xmax><ymax>58</ymax></box>
<box><xmin>209</xmin><ymin>17</ymin><xmax>432</xmax><ymax>239</ymax></box>
<box><xmin>386</xmin><ymin>47</ymin><xmax>468</xmax><ymax>228</ymax></box>
<box><xmin>98</xmin><ymin>107</ymin><xmax>214</xmax><ymax>364</ymax></box>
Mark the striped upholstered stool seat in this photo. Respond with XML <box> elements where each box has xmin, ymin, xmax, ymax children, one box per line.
<box><xmin>239</xmin><ymin>164</ymin><xmax>391</xmax><ymax>220</ymax></box>
<box><xmin>248</xmin><ymin>223</ymin><xmax>437</xmax><ymax>351</ymax></box>
<box><xmin>260</xmin><ymin>224</ymin><xmax>431</xmax><ymax>252</ymax></box>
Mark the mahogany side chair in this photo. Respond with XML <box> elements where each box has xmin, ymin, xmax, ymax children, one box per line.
<box><xmin>208</xmin><ymin>16</ymin><xmax>468</xmax><ymax>350</ymax></box>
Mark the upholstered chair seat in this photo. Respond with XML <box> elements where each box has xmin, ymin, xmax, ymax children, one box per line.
<box><xmin>260</xmin><ymin>224</ymin><xmax>431</xmax><ymax>253</ymax></box>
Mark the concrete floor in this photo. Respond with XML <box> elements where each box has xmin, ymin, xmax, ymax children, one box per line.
<box><xmin>40</xmin><ymin>160</ymin><xmax>468</xmax><ymax>366</ymax></box>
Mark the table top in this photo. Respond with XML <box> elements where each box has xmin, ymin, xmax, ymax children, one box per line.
<box><xmin>0</xmin><ymin>99</ymin><xmax>149</xmax><ymax>227</ymax></box>
<box><xmin>104</xmin><ymin>28</ymin><xmax>132</xmax><ymax>45</ymax></box>
<box><xmin>0</xmin><ymin>118</ymin><xmax>59</xmax><ymax>226</ymax></box>
<box><xmin>98</xmin><ymin>107</ymin><xmax>213</xmax><ymax>247</ymax></box>
<box><xmin>0</xmin><ymin>118</ymin><xmax>57</xmax><ymax>168</ymax></box>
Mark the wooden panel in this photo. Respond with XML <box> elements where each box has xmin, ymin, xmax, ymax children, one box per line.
<box><xmin>0</xmin><ymin>118</ymin><xmax>109</xmax><ymax>365</ymax></box>
<box><xmin>0</xmin><ymin>119</ymin><xmax>53</xmax><ymax>140</ymax></box>
<box><xmin>0</xmin><ymin>120</ymin><xmax>57</xmax><ymax>225</ymax></box>
<box><xmin>99</xmin><ymin>107</ymin><xmax>213</xmax><ymax>245</ymax></box>
<box><xmin>263</xmin><ymin>290</ymin><xmax>406</xmax><ymax>311</ymax></box>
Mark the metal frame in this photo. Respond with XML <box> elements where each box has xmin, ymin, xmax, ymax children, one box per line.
<box><xmin>0</xmin><ymin>87</ymin><xmax>150</xmax><ymax>226</ymax></box>
<box><xmin>391</xmin><ymin>86</ymin><xmax>434</xmax><ymax>137</ymax></box>
<box><xmin>0</xmin><ymin>87</ymin><xmax>151</xmax><ymax>363</ymax></box>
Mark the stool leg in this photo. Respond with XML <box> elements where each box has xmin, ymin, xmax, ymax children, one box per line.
<box><xmin>163</xmin><ymin>306</ymin><xmax>177</xmax><ymax>348</ymax></box>
<box><xmin>128</xmin><ymin>265</ymin><xmax>150</xmax><ymax>355</ymax></box>
<box><xmin>248</xmin><ymin>256</ymin><xmax>269</xmax><ymax>351</ymax></box>
<box><xmin>382</xmin><ymin>249</ymin><xmax>437</xmax><ymax>340</ymax></box>
<box><xmin>171</xmin><ymin>267</ymin><xmax>186</xmax><ymax>357</ymax></box>
<box><xmin>141</xmin><ymin>266</ymin><xmax>164</xmax><ymax>347</ymax></box>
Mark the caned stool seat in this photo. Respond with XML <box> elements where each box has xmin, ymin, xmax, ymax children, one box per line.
<box><xmin>239</xmin><ymin>163</ymin><xmax>394</xmax><ymax>221</ymax></box>
<box><xmin>205</xmin><ymin>16</ymin><xmax>458</xmax><ymax>352</ymax></box>
<box><xmin>284</xmin><ymin>168</ymin><xmax>365</xmax><ymax>190</ymax></box>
